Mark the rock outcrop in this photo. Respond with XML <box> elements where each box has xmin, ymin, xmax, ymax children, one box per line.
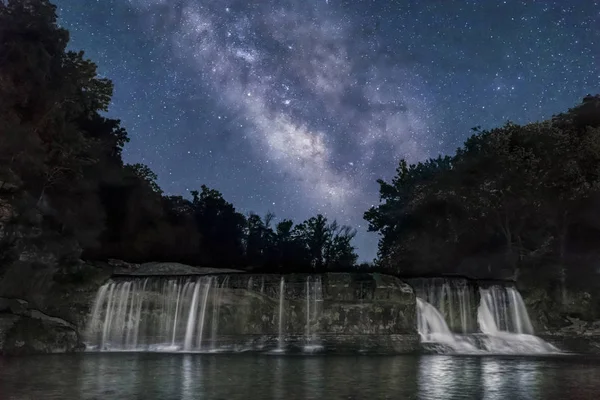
<box><xmin>0</xmin><ymin>297</ymin><xmax>83</xmax><ymax>355</ymax></box>
<box><xmin>111</xmin><ymin>261</ymin><xmax>242</xmax><ymax>276</ymax></box>
<box><xmin>523</xmin><ymin>287</ymin><xmax>600</xmax><ymax>354</ymax></box>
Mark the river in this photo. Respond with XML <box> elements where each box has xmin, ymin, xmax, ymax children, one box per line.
<box><xmin>1</xmin><ymin>353</ymin><xmax>600</xmax><ymax>399</ymax></box>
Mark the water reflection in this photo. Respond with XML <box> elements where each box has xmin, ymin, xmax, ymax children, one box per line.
<box><xmin>482</xmin><ymin>358</ymin><xmax>538</xmax><ymax>399</ymax></box>
<box><xmin>181</xmin><ymin>355</ymin><xmax>194</xmax><ymax>400</ymax></box>
<box><xmin>419</xmin><ymin>356</ymin><xmax>481</xmax><ymax>398</ymax></box>
<box><xmin>1</xmin><ymin>354</ymin><xmax>599</xmax><ymax>399</ymax></box>
<box><xmin>303</xmin><ymin>357</ymin><xmax>323</xmax><ymax>399</ymax></box>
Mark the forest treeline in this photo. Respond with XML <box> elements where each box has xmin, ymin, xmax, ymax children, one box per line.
<box><xmin>2</xmin><ymin>0</ymin><xmax>600</xmax><ymax>294</ymax></box>
<box><xmin>0</xmin><ymin>0</ymin><xmax>359</xmax><ymax>272</ymax></box>
<box><xmin>366</xmin><ymin>94</ymin><xmax>600</xmax><ymax>297</ymax></box>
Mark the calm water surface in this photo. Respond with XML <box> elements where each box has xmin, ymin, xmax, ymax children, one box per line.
<box><xmin>1</xmin><ymin>353</ymin><xmax>600</xmax><ymax>399</ymax></box>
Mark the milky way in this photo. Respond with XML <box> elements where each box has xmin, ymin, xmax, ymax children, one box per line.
<box><xmin>55</xmin><ymin>0</ymin><xmax>598</xmax><ymax>260</ymax></box>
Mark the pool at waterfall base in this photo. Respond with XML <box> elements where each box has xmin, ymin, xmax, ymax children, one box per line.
<box><xmin>2</xmin><ymin>353</ymin><xmax>600</xmax><ymax>399</ymax></box>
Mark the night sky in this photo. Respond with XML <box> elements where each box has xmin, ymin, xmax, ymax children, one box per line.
<box><xmin>53</xmin><ymin>0</ymin><xmax>598</xmax><ymax>261</ymax></box>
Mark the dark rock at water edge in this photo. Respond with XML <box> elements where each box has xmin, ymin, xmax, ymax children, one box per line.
<box><xmin>539</xmin><ymin>335</ymin><xmax>600</xmax><ymax>355</ymax></box>
<box><xmin>0</xmin><ymin>297</ymin><xmax>83</xmax><ymax>355</ymax></box>
<box><xmin>0</xmin><ymin>314</ymin><xmax>83</xmax><ymax>355</ymax></box>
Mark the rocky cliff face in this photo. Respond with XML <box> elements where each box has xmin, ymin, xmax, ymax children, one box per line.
<box><xmin>0</xmin><ymin>298</ymin><xmax>83</xmax><ymax>355</ymax></box>
<box><xmin>0</xmin><ymin>175</ymin><xmax>91</xmax><ymax>354</ymax></box>
<box><xmin>523</xmin><ymin>287</ymin><xmax>600</xmax><ymax>354</ymax></box>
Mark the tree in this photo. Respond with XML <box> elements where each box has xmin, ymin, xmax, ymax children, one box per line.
<box><xmin>191</xmin><ymin>185</ymin><xmax>246</xmax><ymax>268</ymax></box>
<box><xmin>0</xmin><ymin>0</ymin><xmax>116</xmax><ymax>249</ymax></box>
<box><xmin>0</xmin><ymin>0</ymin><xmax>360</xmax><ymax>273</ymax></box>
<box><xmin>127</xmin><ymin>163</ymin><xmax>162</xmax><ymax>194</ymax></box>
<box><xmin>293</xmin><ymin>214</ymin><xmax>358</xmax><ymax>271</ymax></box>
<box><xmin>364</xmin><ymin>156</ymin><xmax>459</xmax><ymax>273</ymax></box>
<box><xmin>245</xmin><ymin>212</ymin><xmax>277</xmax><ymax>269</ymax></box>
<box><xmin>452</xmin><ymin>122</ymin><xmax>547</xmax><ymax>279</ymax></box>
<box><xmin>324</xmin><ymin>222</ymin><xmax>358</xmax><ymax>269</ymax></box>
<box><xmin>273</xmin><ymin>219</ymin><xmax>310</xmax><ymax>271</ymax></box>
<box><xmin>365</xmin><ymin>95</ymin><xmax>600</xmax><ymax>301</ymax></box>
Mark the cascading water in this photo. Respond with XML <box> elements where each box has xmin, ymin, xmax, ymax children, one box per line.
<box><xmin>475</xmin><ymin>286</ymin><xmax>558</xmax><ymax>354</ymax></box>
<box><xmin>210</xmin><ymin>276</ymin><xmax>229</xmax><ymax>351</ymax></box>
<box><xmin>87</xmin><ymin>276</ymin><xmax>221</xmax><ymax>352</ymax></box>
<box><xmin>478</xmin><ymin>286</ymin><xmax>534</xmax><ymax>334</ymax></box>
<box><xmin>86</xmin><ymin>274</ymin><xmax>329</xmax><ymax>354</ymax></box>
<box><xmin>276</xmin><ymin>277</ymin><xmax>285</xmax><ymax>352</ymax></box>
<box><xmin>416</xmin><ymin>298</ymin><xmax>478</xmax><ymax>353</ymax></box>
<box><xmin>411</xmin><ymin>278</ymin><xmax>477</xmax><ymax>334</ymax></box>
<box><xmin>303</xmin><ymin>276</ymin><xmax>323</xmax><ymax>352</ymax></box>
<box><xmin>85</xmin><ymin>272</ymin><xmax>559</xmax><ymax>355</ymax></box>
<box><xmin>415</xmin><ymin>280</ymin><xmax>559</xmax><ymax>354</ymax></box>
<box><xmin>305</xmin><ymin>277</ymin><xmax>310</xmax><ymax>342</ymax></box>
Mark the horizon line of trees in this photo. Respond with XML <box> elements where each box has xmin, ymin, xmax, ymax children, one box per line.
<box><xmin>0</xmin><ymin>0</ymin><xmax>359</xmax><ymax>272</ymax></box>
<box><xmin>3</xmin><ymin>0</ymin><xmax>600</xmax><ymax>297</ymax></box>
<box><xmin>365</xmin><ymin>94</ymin><xmax>600</xmax><ymax>305</ymax></box>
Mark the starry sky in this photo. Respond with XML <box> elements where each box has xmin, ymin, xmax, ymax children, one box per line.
<box><xmin>53</xmin><ymin>0</ymin><xmax>599</xmax><ymax>261</ymax></box>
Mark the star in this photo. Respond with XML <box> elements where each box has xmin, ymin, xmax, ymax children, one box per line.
<box><xmin>54</xmin><ymin>0</ymin><xmax>600</xmax><ymax>261</ymax></box>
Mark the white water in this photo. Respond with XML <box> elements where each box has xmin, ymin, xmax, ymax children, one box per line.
<box><xmin>87</xmin><ymin>277</ymin><xmax>220</xmax><ymax>352</ymax></box>
<box><xmin>303</xmin><ymin>276</ymin><xmax>323</xmax><ymax>352</ymax></box>
<box><xmin>306</xmin><ymin>277</ymin><xmax>310</xmax><ymax>342</ymax></box>
<box><xmin>478</xmin><ymin>287</ymin><xmax>535</xmax><ymax>335</ymax></box>
<box><xmin>210</xmin><ymin>276</ymin><xmax>229</xmax><ymax>351</ymax></box>
<box><xmin>416</xmin><ymin>283</ymin><xmax>559</xmax><ymax>354</ymax></box>
<box><xmin>183</xmin><ymin>281</ymin><xmax>201</xmax><ymax>351</ymax></box>
<box><xmin>195</xmin><ymin>278</ymin><xmax>212</xmax><ymax>349</ymax></box>
<box><xmin>276</xmin><ymin>277</ymin><xmax>285</xmax><ymax>351</ymax></box>
<box><xmin>412</xmin><ymin>278</ymin><xmax>476</xmax><ymax>333</ymax></box>
<box><xmin>87</xmin><ymin>275</ymin><xmax>325</xmax><ymax>354</ymax></box>
<box><xmin>87</xmin><ymin>275</ymin><xmax>559</xmax><ymax>355</ymax></box>
<box><xmin>416</xmin><ymin>298</ymin><xmax>479</xmax><ymax>353</ymax></box>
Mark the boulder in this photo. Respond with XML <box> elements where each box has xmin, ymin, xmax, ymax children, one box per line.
<box><xmin>0</xmin><ymin>314</ymin><xmax>82</xmax><ymax>355</ymax></box>
<box><xmin>0</xmin><ymin>296</ymin><xmax>83</xmax><ymax>355</ymax></box>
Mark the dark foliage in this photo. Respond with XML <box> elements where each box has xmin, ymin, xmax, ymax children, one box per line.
<box><xmin>365</xmin><ymin>94</ymin><xmax>600</xmax><ymax>300</ymax></box>
<box><xmin>0</xmin><ymin>0</ymin><xmax>359</xmax><ymax>272</ymax></box>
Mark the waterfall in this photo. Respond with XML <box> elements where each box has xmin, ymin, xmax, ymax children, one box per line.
<box><xmin>411</xmin><ymin>278</ymin><xmax>477</xmax><ymax>334</ymax></box>
<box><xmin>195</xmin><ymin>278</ymin><xmax>212</xmax><ymax>349</ymax></box>
<box><xmin>210</xmin><ymin>276</ymin><xmax>229</xmax><ymax>351</ymax></box>
<box><xmin>478</xmin><ymin>286</ymin><xmax>534</xmax><ymax>335</ymax></box>
<box><xmin>303</xmin><ymin>276</ymin><xmax>323</xmax><ymax>352</ymax></box>
<box><xmin>170</xmin><ymin>282</ymin><xmax>182</xmax><ymax>346</ymax></box>
<box><xmin>183</xmin><ymin>281</ymin><xmax>201</xmax><ymax>351</ymax></box>
<box><xmin>305</xmin><ymin>277</ymin><xmax>311</xmax><ymax>343</ymax></box>
<box><xmin>86</xmin><ymin>274</ymin><xmax>327</xmax><ymax>354</ymax></box>
<box><xmin>87</xmin><ymin>276</ymin><xmax>223</xmax><ymax>352</ymax></box>
<box><xmin>416</xmin><ymin>298</ymin><xmax>478</xmax><ymax>353</ymax></box>
<box><xmin>86</xmin><ymin>273</ymin><xmax>559</xmax><ymax>355</ymax></box>
<box><xmin>415</xmin><ymin>280</ymin><xmax>559</xmax><ymax>354</ymax></box>
<box><xmin>276</xmin><ymin>277</ymin><xmax>285</xmax><ymax>351</ymax></box>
